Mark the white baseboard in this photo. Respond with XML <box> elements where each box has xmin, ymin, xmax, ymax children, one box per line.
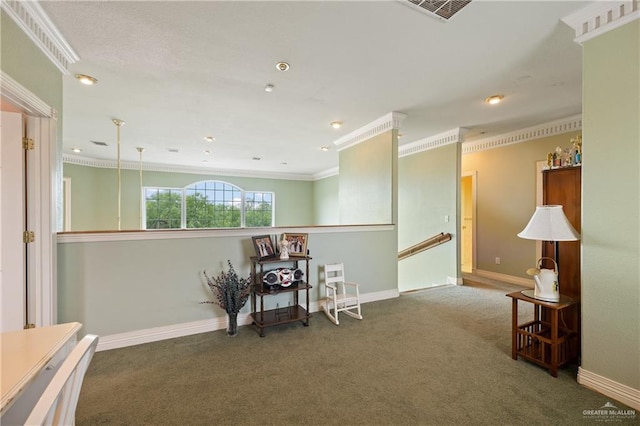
<box><xmin>578</xmin><ymin>367</ymin><xmax>640</xmax><ymax>410</ymax></box>
<box><xmin>473</xmin><ymin>269</ymin><xmax>534</xmax><ymax>288</ymax></box>
<box><xmin>360</xmin><ymin>288</ymin><xmax>400</xmax><ymax>303</ymax></box>
<box><xmin>97</xmin><ymin>315</ymin><xmax>248</xmax><ymax>351</ymax></box>
<box><xmin>447</xmin><ymin>276</ymin><xmax>463</xmax><ymax>285</ymax></box>
<box><xmin>96</xmin><ymin>289</ymin><xmax>399</xmax><ymax>351</ymax></box>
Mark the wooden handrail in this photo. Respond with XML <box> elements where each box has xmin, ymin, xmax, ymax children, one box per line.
<box><xmin>398</xmin><ymin>232</ymin><xmax>452</xmax><ymax>260</ymax></box>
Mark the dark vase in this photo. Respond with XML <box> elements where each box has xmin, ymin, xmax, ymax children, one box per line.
<box><xmin>227</xmin><ymin>313</ymin><xmax>238</xmax><ymax>337</ymax></box>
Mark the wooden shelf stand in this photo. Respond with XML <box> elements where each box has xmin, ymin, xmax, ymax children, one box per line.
<box><xmin>250</xmin><ymin>256</ymin><xmax>312</xmax><ymax>337</ymax></box>
<box><xmin>507</xmin><ymin>291</ymin><xmax>579</xmax><ymax>377</ymax></box>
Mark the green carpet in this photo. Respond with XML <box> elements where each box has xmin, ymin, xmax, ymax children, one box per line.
<box><xmin>76</xmin><ymin>282</ymin><xmax>635</xmax><ymax>425</ymax></box>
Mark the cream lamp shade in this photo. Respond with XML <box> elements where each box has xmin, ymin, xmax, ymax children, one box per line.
<box><xmin>517</xmin><ymin>205</ymin><xmax>580</xmax><ymax>241</ymax></box>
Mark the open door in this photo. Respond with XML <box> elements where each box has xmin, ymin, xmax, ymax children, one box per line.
<box><xmin>460</xmin><ymin>172</ymin><xmax>476</xmax><ymax>273</ymax></box>
<box><xmin>1</xmin><ymin>111</ymin><xmax>27</xmax><ymax>331</ymax></box>
<box><xmin>1</xmin><ymin>91</ymin><xmax>57</xmax><ymax>331</ymax></box>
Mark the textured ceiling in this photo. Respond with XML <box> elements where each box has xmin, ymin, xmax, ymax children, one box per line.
<box><xmin>39</xmin><ymin>0</ymin><xmax>588</xmax><ymax>177</ymax></box>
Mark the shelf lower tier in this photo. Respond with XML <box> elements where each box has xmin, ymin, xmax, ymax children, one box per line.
<box><xmin>250</xmin><ymin>305</ymin><xmax>311</xmax><ymax>337</ymax></box>
<box><xmin>515</xmin><ymin>320</ymin><xmax>578</xmax><ymax>369</ymax></box>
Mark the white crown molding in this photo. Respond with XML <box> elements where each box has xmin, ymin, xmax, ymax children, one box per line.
<box><xmin>399</xmin><ymin>127</ymin><xmax>466</xmax><ymax>158</ymax></box>
<box><xmin>462</xmin><ymin>114</ymin><xmax>582</xmax><ymax>155</ymax></box>
<box><xmin>1</xmin><ymin>0</ymin><xmax>79</xmax><ymax>74</ymax></box>
<box><xmin>312</xmin><ymin>166</ymin><xmax>339</xmax><ymax>180</ymax></box>
<box><xmin>562</xmin><ymin>0</ymin><xmax>640</xmax><ymax>44</ymax></box>
<box><xmin>66</xmin><ymin>114</ymin><xmax>583</xmax><ymax>177</ymax></box>
<box><xmin>62</xmin><ymin>154</ymin><xmax>315</xmax><ymax>181</ymax></box>
<box><xmin>0</xmin><ymin>71</ymin><xmax>54</xmax><ymax>117</ymax></box>
<box><xmin>333</xmin><ymin>111</ymin><xmax>407</xmax><ymax>151</ymax></box>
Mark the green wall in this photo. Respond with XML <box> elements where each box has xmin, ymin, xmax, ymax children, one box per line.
<box><xmin>1</xmin><ymin>12</ymin><xmax>63</xmax><ymax>115</ymax></box>
<box><xmin>312</xmin><ymin>174</ymin><xmax>339</xmax><ymax>225</ymax></box>
<box><xmin>64</xmin><ymin>163</ymin><xmax>314</xmax><ymax>230</ymax></box>
<box><xmin>398</xmin><ymin>142</ymin><xmax>459</xmax><ymax>290</ymax></box>
<box><xmin>339</xmin><ymin>130</ymin><xmax>396</xmax><ymax>225</ymax></box>
<box><xmin>582</xmin><ymin>20</ymin><xmax>639</xmax><ymax>390</ymax></box>
<box><xmin>2</xmin><ymin>11</ymin><xmax>64</xmax><ymax>229</ymax></box>
<box><xmin>462</xmin><ymin>132</ymin><xmax>581</xmax><ymax>279</ymax></box>
<box><xmin>57</xmin><ymin>228</ymin><xmax>397</xmax><ymax>337</ymax></box>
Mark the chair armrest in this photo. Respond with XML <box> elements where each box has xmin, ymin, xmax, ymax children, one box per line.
<box><xmin>326</xmin><ymin>283</ymin><xmax>337</xmax><ymax>290</ymax></box>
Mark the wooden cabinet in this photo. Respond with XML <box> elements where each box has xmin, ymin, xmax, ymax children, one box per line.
<box><xmin>542</xmin><ymin>166</ymin><xmax>581</xmax><ymax>299</ymax></box>
<box><xmin>250</xmin><ymin>256</ymin><xmax>312</xmax><ymax>337</ymax></box>
<box><xmin>541</xmin><ymin>166</ymin><xmax>581</xmax><ymax>361</ymax></box>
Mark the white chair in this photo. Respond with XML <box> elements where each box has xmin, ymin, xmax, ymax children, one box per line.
<box><xmin>322</xmin><ymin>263</ymin><xmax>363</xmax><ymax>325</ymax></box>
<box><xmin>25</xmin><ymin>334</ymin><xmax>99</xmax><ymax>426</ymax></box>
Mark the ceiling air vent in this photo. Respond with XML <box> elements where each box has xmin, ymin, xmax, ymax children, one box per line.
<box><xmin>90</xmin><ymin>140</ymin><xmax>108</xmax><ymax>146</ymax></box>
<box><xmin>399</xmin><ymin>0</ymin><xmax>472</xmax><ymax>21</ymax></box>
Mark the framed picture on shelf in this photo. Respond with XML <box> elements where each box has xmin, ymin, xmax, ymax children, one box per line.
<box><xmin>283</xmin><ymin>233</ymin><xmax>308</xmax><ymax>257</ymax></box>
<box><xmin>252</xmin><ymin>235</ymin><xmax>276</xmax><ymax>260</ymax></box>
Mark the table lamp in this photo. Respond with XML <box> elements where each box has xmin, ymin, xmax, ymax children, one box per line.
<box><xmin>517</xmin><ymin>205</ymin><xmax>580</xmax><ymax>301</ymax></box>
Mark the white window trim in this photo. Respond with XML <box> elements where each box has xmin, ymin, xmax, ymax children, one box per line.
<box><xmin>142</xmin><ymin>181</ymin><xmax>275</xmax><ymax>229</ymax></box>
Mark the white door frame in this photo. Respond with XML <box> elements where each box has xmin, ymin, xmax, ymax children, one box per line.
<box><xmin>1</xmin><ymin>72</ymin><xmax>57</xmax><ymax>330</ymax></box>
<box><xmin>461</xmin><ymin>170</ymin><xmax>477</xmax><ymax>273</ymax></box>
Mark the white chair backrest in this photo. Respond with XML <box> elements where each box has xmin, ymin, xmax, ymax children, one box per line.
<box><xmin>25</xmin><ymin>334</ymin><xmax>99</xmax><ymax>426</ymax></box>
<box><xmin>324</xmin><ymin>263</ymin><xmax>346</xmax><ymax>285</ymax></box>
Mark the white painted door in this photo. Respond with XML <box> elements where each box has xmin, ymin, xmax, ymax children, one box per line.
<box><xmin>1</xmin><ymin>111</ymin><xmax>27</xmax><ymax>331</ymax></box>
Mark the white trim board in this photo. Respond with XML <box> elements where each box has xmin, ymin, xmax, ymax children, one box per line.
<box><xmin>64</xmin><ymin>114</ymin><xmax>583</xmax><ymax>180</ymax></box>
<box><xmin>399</xmin><ymin>127</ymin><xmax>466</xmax><ymax>158</ymax></box>
<box><xmin>472</xmin><ymin>269</ymin><xmax>534</xmax><ymax>288</ymax></box>
<box><xmin>96</xmin><ymin>288</ymin><xmax>399</xmax><ymax>351</ymax></box>
<box><xmin>57</xmin><ymin>224</ymin><xmax>395</xmax><ymax>244</ymax></box>
<box><xmin>0</xmin><ymin>0</ymin><xmax>78</xmax><ymax>74</ymax></box>
<box><xmin>0</xmin><ymin>71</ymin><xmax>54</xmax><ymax>118</ymax></box>
<box><xmin>462</xmin><ymin>114</ymin><xmax>582</xmax><ymax>155</ymax></box>
<box><xmin>578</xmin><ymin>367</ymin><xmax>640</xmax><ymax>410</ymax></box>
<box><xmin>63</xmin><ymin>153</ymin><xmax>316</xmax><ymax>182</ymax></box>
<box><xmin>333</xmin><ymin>111</ymin><xmax>406</xmax><ymax>151</ymax></box>
<box><xmin>562</xmin><ymin>1</ymin><xmax>640</xmax><ymax>45</ymax></box>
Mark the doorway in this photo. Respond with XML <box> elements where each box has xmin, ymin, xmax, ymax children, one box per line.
<box><xmin>1</xmin><ymin>86</ymin><xmax>57</xmax><ymax>331</ymax></box>
<box><xmin>461</xmin><ymin>172</ymin><xmax>476</xmax><ymax>273</ymax></box>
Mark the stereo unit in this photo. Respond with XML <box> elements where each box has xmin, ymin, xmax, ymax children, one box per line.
<box><xmin>262</xmin><ymin>267</ymin><xmax>304</xmax><ymax>290</ymax></box>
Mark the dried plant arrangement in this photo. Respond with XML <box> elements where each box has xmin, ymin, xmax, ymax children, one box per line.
<box><xmin>202</xmin><ymin>260</ymin><xmax>252</xmax><ymax>336</ymax></box>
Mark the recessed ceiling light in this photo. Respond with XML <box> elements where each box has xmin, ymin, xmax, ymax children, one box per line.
<box><xmin>74</xmin><ymin>74</ymin><xmax>97</xmax><ymax>85</ymax></box>
<box><xmin>330</xmin><ymin>121</ymin><xmax>342</xmax><ymax>129</ymax></box>
<box><xmin>280</xmin><ymin>162</ymin><xmax>288</xmax><ymax>165</ymax></box>
<box><xmin>484</xmin><ymin>95</ymin><xmax>504</xmax><ymax>105</ymax></box>
<box><xmin>264</xmin><ymin>84</ymin><xmax>274</xmax><ymax>92</ymax></box>
<box><xmin>276</xmin><ymin>62</ymin><xmax>290</xmax><ymax>72</ymax></box>
<box><xmin>320</xmin><ymin>146</ymin><xmax>330</xmax><ymax>151</ymax></box>
<box><xmin>202</xmin><ymin>159</ymin><xmax>209</xmax><ymax>163</ymax></box>
<box><xmin>90</xmin><ymin>140</ymin><xmax>108</xmax><ymax>146</ymax></box>
<box><xmin>204</xmin><ymin>136</ymin><xmax>215</xmax><ymax>142</ymax></box>
<box><xmin>252</xmin><ymin>157</ymin><xmax>261</xmax><ymax>161</ymax></box>
<box><xmin>71</xmin><ymin>147</ymin><xmax>82</xmax><ymax>153</ymax></box>
<box><xmin>168</xmin><ymin>148</ymin><xmax>179</xmax><ymax>153</ymax></box>
<box><xmin>203</xmin><ymin>150</ymin><xmax>211</xmax><ymax>155</ymax></box>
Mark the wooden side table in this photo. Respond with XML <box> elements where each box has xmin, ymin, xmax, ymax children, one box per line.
<box><xmin>506</xmin><ymin>291</ymin><xmax>579</xmax><ymax>377</ymax></box>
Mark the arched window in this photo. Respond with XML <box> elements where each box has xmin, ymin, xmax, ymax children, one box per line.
<box><xmin>144</xmin><ymin>181</ymin><xmax>274</xmax><ymax>229</ymax></box>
